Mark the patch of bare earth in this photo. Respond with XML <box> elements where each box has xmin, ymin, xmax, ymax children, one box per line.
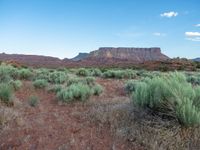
<box><xmin>0</xmin><ymin>79</ymin><xmax>142</xmax><ymax>150</ymax></box>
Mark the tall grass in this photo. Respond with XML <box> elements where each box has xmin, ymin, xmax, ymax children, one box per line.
<box><xmin>133</xmin><ymin>72</ymin><xmax>200</xmax><ymax>126</ymax></box>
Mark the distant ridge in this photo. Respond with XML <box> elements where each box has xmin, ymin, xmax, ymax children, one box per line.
<box><xmin>192</xmin><ymin>58</ymin><xmax>200</xmax><ymax>62</ymax></box>
<box><xmin>69</xmin><ymin>52</ymin><xmax>89</xmax><ymax>61</ymax></box>
<box><xmin>0</xmin><ymin>47</ymin><xmax>170</xmax><ymax>68</ymax></box>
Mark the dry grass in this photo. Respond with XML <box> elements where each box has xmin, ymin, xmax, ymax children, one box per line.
<box><xmin>87</xmin><ymin>97</ymin><xmax>200</xmax><ymax>149</ymax></box>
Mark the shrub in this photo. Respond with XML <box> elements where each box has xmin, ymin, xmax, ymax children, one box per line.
<box><xmin>133</xmin><ymin>72</ymin><xmax>200</xmax><ymax>126</ymax></box>
<box><xmin>33</xmin><ymin>79</ymin><xmax>48</xmax><ymax>89</ymax></box>
<box><xmin>91</xmin><ymin>68</ymin><xmax>102</xmax><ymax>77</ymax></box>
<box><xmin>18</xmin><ymin>69</ymin><xmax>33</xmax><ymax>80</ymax></box>
<box><xmin>49</xmin><ymin>71</ymin><xmax>67</xmax><ymax>84</ymax></box>
<box><xmin>47</xmin><ymin>84</ymin><xmax>62</xmax><ymax>93</ymax></box>
<box><xmin>34</xmin><ymin>68</ymin><xmax>50</xmax><ymax>81</ymax></box>
<box><xmin>92</xmin><ymin>84</ymin><xmax>103</xmax><ymax>96</ymax></box>
<box><xmin>57</xmin><ymin>83</ymin><xmax>92</xmax><ymax>103</ymax></box>
<box><xmin>9</xmin><ymin>80</ymin><xmax>22</xmax><ymax>91</ymax></box>
<box><xmin>125</xmin><ymin>80</ymin><xmax>139</xmax><ymax>94</ymax></box>
<box><xmin>187</xmin><ymin>75</ymin><xmax>200</xmax><ymax>85</ymax></box>
<box><xmin>76</xmin><ymin>68</ymin><xmax>89</xmax><ymax>76</ymax></box>
<box><xmin>103</xmin><ymin>69</ymin><xmax>135</xmax><ymax>79</ymax></box>
<box><xmin>0</xmin><ymin>64</ymin><xmax>14</xmax><ymax>82</ymax></box>
<box><xmin>67</xmin><ymin>77</ymin><xmax>82</xmax><ymax>86</ymax></box>
<box><xmin>0</xmin><ymin>83</ymin><xmax>13</xmax><ymax>104</ymax></box>
<box><xmin>84</xmin><ymin>77</ymin><xmax>95</xmax><ymax>85</ymax></box>
<box><xmin>28</xmin><ymin>96</ymin><xmax>39</xmax><ymax>107</ymax></box>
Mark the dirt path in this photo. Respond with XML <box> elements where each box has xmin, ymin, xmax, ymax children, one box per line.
<box><xmin>0</xmin><ymin>79</ymin><xmax>141</xmax><ymax>150</ymax></box>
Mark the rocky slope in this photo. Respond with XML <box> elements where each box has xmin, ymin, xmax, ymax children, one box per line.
<box><xmin>0</xmin><ymin>53</ymin><xmax>63</xmax><ymax>68</ymax></box>
<box><xmin>87</xmin><ymin>47</ymin><xmax>169</xmax><ymax>62</ymax></box>
<box><xmin>70</xmin><ymin>52</ymin><xmax>89</xmax><ymax>61</ymax></box>
<box><xmin>193</xmin><ymin>58</ymin><xmax>200</xmax><ymax>62</ymax></box>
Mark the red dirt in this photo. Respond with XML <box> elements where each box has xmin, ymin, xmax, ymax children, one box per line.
<box><xmin>0</xmin><ymin>79</ymin><xmax>143</xmax><ymax>150</ymax></box>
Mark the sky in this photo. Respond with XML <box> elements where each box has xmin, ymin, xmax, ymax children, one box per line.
<box><xmin>0</xmin><ymin>0</ymin><xmax>199</xmax><ymax>59</ymax></box>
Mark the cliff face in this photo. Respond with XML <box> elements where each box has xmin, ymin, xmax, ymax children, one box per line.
<box><xmin>70</xmin><ymin>53</ymin><xmax>89</xmax><ymax>61</ymax></box>
<box><xmin>88</xmin><ymin>47</ymin><xmax>169</xmax><ymax>62</ymax></box>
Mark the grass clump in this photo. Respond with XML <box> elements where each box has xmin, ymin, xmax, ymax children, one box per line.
<box><xmin>9</xmin><ymin>80</ymin><xmax>22</xmax><ymax>91</ymax></box>
<box><xmin>125</xmin><ymin>80</ymin><xmax>139</xmax><ymax>94</ymax></box>
<box><xmin>57</xmin><ymin>83</ymin><xmax>91</xmax><ymax>103</ymax></box>
<box><xmin>0</xmin><ymin>83</ymin><xmax>13</xmax><ymax>104</ymax></box>
<box><xmin>76</xmin><ymin>68</ymin><xmax>90</xmax><ymax>76</ymax></box>
<box><xmin>92</xmin><ymin>84</ymin><xmax>103</xmax><ymax>96</ymax></box>
<box><xmin>133</xmin><ymin>72</ymin><xmax>200</xmax><ymax>126</ymax></box>
<box><xmin>49</xmin><ymin>71</ymin><xmax>68</xmax><ymax>84</ymax></box>
<box><xmin>33</xmin><ymin>79</ymin><xmax>48</xmax><ymax>89</ymax></box>
<box><xmin>28</xmin><ymin>96</ymin><xmax>39</xmax><ymax>107</ymax></box>
<box><xmin>103</xmin><ymin>69</ymin><xmax>136</xmax><ymax>79</ymax></box>
<box><xmin>18</xmin><ymin>68</ymin><xmax>33</xmax><ymax>80</ymax></box>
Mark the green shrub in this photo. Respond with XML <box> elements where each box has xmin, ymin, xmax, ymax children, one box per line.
<box><xmin>49</xmin><ymin>71</ymin><xmax>67</xmax><ymax>84</ymax></box>
<box><xmin>0</xmin><ymin>64</ymin><xmax>14</xmax><ymax>82</ymax></box>
<box><xmin>9</xmin><ymin>80</ymin><xmax>22</xmax><ymax>91</ymax></box>
<box><xmin>187</xmin><ymin>75</ymin><xmax>200</xmax><ymax>85</ymax></box>
<box><xmin>84</xmin><ymin>77</ymin><xmax>95</xmax><ymax>85</ymax></box>
<box><xmin>18</xmin><ymin>69</ymin><xmax>33</xmax><ymax>80</ymax></box>
<box><xmin>67</xmin><ymin>77</ymin><xmax>82</xmax><ymax>86</ymax></box>
<box><xmin>0</xmin><ymin>83</ymin><xmax>13</xmax><ymax>104</ymax></box>
<box><xmin>33</xmin><ymin>79</ymin><xmax>48</xmax><ymax>89</ymax></box>
<box><xmin>28</xmin><ymin>96</ymin><xmax>39</xmax><ymax>107</ymax></box>
<box><xmin>92</xmin><ymin>84</ymin><xmax>103</xmax><ymax>96</ymax></box>
<box><xmin>76</xmin><ymin>68</ymin><xmax>90</xmax><ymax>76</ymax></box>
<box><xmin>47</xmin><ymin>84</ymin><xmax>63</xmax><ymax>93</ymax></box>
<box><xmin>57</xmin><ymin>83</ymin><xmax>92</xmax><ymax>103</ymax></box>
<box><xmin>91</xmin><ymin>68</ymin><xmax>102</xmax><ymax>77</ymax></box>
<box><xmin>103</xmin><ymin>69</ymin><xmax>135</xmax><ymax>79</ymax></box>
<box><xmin>125</xmin><ymin>80</ymin><xmax>139</xmax><ymax>94</ymax></box>
<box><xmin>133</xmin><ymin>72</ymin><xmax>200</xmax><ymax>126</ymax></box>
<box><xmin>34</xmin><ymin>68</ymin><xmax>50</xmax><ymax>81</ymax></box>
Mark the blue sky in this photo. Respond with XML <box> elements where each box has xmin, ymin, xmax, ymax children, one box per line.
<box><xmin>0</xmin><ymin>0</ymin><xmax>199</xmax><ymax>59</ymax></box>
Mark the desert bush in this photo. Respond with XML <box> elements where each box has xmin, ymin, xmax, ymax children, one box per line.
<box><xmin>0</xmin><ymin>64</ymin><xmax>15</xmax><ymax>82</ymax></box>
<box><xmin>57</xmin><ymin>83</ymin><xmax>92</xmax><ymax>103</ymax></box>
<box><xmin>28</xmin><ymin>96</ymin><xmax>39</xmax><ymax>107</ymax></box>
<box><xmin>47</xmin><ymin>84</ymin><xmax>63</xmax><ymax>93</ymax></box>
<box><xmin>125</xmin><ymin>80</ymin><xmax>139</xmax><ymax>94</ymax></box>
<box><xmin>92</xmin><ymin>84</ymin><xmax>103</xmax><ymax>96</ymax></box>
<box><xmin>33</xmin><ymin>79</ymin><xmax>48</xmax><ymax>89</ymax></box>
<box><xmin>133</xmin><ymin>72</ymin><xmax>200</xmax><ymax>126</ymax></box>
<box><xmin>187</xmin><ymin>75</ymin><xmax>200</xmax><ymax>85</ymax></box>
<box><xmin>103</xmin><ymin>69</ymin><xmax>135</xmax><ymax>79</ymax></box>
<box><xmin>18</xmin><ymin>68</ymin><xmax>33</xmax><ymax>80</ymax></box>
<box><xmin>49</xmin><ymin>71</ymin><xmax>67</xmax><ymax>84</ymax></box>
<box><xmin>9</xmin><ymin>80</ymin><xmax>22</xmax><ymax>91</ymax></box>
<box><xmin>67</xmin><ymin>77</ymin><xmax>82</xmax><ymax>86</ymax></box>
<box><xmin>91</xmin><ymin>68</ymin><xmax>102</xmax><ymax>77</ymax></box>
<box><xmin>34</xmin><ymin>68</ymin><xmax>50</xmax><ymax>81</ymax></box>
<box><xmin>84</xmin><ymin>77</ymin><xmax>95</xmax><ymax>85</ymax></box>
<box><xmin>0</xmin><ymin>83</ymin><xmax>13</xmax><ymax>104</ymax></box>
<box><xmin>76</xmin><ymin>68</ymin><xmax>90</xmax><ymax>76</ymax></box>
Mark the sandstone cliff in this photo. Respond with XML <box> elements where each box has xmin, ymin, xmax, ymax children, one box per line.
<box><xmin>87</xmin><ymin>47</ymin><xmax>169</xmax><ymax>62</ymax></box>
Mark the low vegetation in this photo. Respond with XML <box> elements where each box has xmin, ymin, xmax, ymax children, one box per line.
<box><xmin>28</xmin><ymin>95</ymin><xmax>39</xmax><ymax>107</ymax></box>
<box><xmin>33</xmin><ymin>79</ymin><xmax>48</xmax><ymax>89</ymax></box>
<box><xmin>133</xmin><ymin>72</ymin><xmax>200</xmax><ymax>126</ymax></box>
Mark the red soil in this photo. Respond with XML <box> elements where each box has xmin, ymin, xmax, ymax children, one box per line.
<box><xmin>0</xmin><ymin>79</ymin><xmax>143</xmax><ymax>150</ymax></box>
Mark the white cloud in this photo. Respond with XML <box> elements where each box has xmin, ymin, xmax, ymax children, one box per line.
<box><xmin>185</xmin><ymin>32</ymin><xmax>200</xmax><ymax>42</ymax></box>
<box><xmin>185</xmin><ymin>32</ymin><xmax>200</xmax><ymax>37</ymax></box>
<box><xmin>153</xmin><ymin>32</ymin><xmax>166</xmax><ymax>36</ymax></box>
<box><xmin>160</xmin><ymin>11</ymin><xmax>178</xmax><ymax>18</ymax></box>
<box><xmin>195</xmin><ymin>24</ymin><xmax>200</xmax><ymax>27</ymax></box>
